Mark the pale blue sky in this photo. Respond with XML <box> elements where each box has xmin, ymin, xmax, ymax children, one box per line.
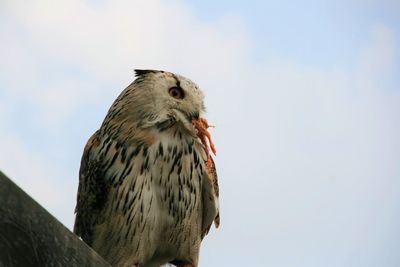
<box><xmin>188</xmin><ymin>0</ymin><xmax>400</xmax><ymax>67</ymax></box>
<box><xmin>1</xmin><ymin>1</ymin><xmax>399</xmax><ymax>266</ymax></box>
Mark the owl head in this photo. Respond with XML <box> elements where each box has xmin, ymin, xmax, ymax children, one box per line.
<box><xmin>102</xmin><ymin>69</ymin><xmax>207</xmax><ymax>137</ymax></box>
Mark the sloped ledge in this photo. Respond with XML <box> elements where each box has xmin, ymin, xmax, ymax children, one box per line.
<box><xmin>0</xmin><ymin>171</ymin><xmax>111</xmax><ymax>267</ymax></box>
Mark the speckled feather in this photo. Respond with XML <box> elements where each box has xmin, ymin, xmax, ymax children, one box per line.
<box><xmin>74</xmin><ymin>70</ymin><xmax>219</xmax><ymax>267</ymax></box>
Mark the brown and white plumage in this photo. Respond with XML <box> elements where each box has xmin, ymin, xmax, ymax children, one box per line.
<box><xmin>74</xmin><ymin>70</ymin><xmax>219</xmax><ymax>267</ymax></box>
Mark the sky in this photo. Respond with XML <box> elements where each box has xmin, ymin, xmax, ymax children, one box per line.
<box><xmin>1</xmin><ymin>0</ymin><xmax>399</xmax><ymax>266</ymax></box>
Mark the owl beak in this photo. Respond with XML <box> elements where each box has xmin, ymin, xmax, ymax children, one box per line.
<box><xmin>192</xmin><ymin>117</ymin><xmax>216</xmax><ymax>168</ymax></box>
<box><xmin>189</xmin><ymin>112</ymin><xmax>200</xmax><ymax>121</ymax></box>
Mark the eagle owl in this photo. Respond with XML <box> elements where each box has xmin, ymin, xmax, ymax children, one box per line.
<box><xmin>74</xmin><ymin>70</ymin><xmax>220</xmax><ymax>267</ymax></box>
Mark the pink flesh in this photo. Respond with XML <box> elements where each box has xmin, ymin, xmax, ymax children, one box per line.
<box><xmin>192</xmin><ymin>118</ymin><xmax>216</xmax><ymax>168</ymax></box>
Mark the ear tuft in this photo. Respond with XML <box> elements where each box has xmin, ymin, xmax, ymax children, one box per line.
<box><xmin>134</xmin><ymin>69</ymin><xmax>163</xmax><ymax>77</ymax></box>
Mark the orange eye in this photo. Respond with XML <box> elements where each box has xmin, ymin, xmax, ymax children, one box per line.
<box><xmin>168</xmin><ymin>87</ymin><xmax>184</xmax><ymax>99</ymax></box>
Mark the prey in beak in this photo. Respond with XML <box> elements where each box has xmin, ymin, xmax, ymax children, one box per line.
<box><xmin>192</xmin><ymin>117</ymin><xmax>216</xmax><ymax>169</ymax></box>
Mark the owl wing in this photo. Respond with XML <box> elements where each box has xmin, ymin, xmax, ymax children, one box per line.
<box><xmin>201</xmin><ymin>157</ymin><xmax>220</xmax><ymax>239</ymax></box>
<box><xmin>73</xmin><ymin>131</ymin><xmax>109</xmax><ymax>246</ymax></box>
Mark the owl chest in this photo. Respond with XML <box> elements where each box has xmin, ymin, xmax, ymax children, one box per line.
<box><xmin>150</xmin><ymin>141</ymin><xmax>205</xmax><ymax>223</ymax></box>
<box><xmin>102</xmin><ymin>139</ymin><xmax>206</xmax><ymax>226</ymax></box>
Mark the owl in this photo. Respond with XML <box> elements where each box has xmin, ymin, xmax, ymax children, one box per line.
<box><xmin>74</xmin><ymin>70</ymin><xmax>220</xmax><ymax>267</ymax></box>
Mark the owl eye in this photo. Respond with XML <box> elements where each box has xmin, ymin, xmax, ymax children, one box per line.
<box><xmin>168</xmin><ymin>87</ymin><xmax>184</xmax><ymax>99</ymax></box>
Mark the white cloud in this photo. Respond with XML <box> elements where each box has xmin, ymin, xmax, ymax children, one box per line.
<box><xmin>1</xmin><ymin>0</ymin><xmax>249</xmax><ymax>133</ymax></box>
<box><xmin>356</xmin><ymin>24</ymin><xmax>396</xmax><ymax>93</ymax></box>
<box><xmin>3</xmin><ymin>0</ymin><xmax>249</xmax><ymax>78</ymax></box>
<box><xmin>0</xmin><ymin>130</ymin><xmax>72</xmax><ymax>223</ymax></box>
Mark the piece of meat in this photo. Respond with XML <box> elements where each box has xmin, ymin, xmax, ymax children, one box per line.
<box><xmin>192</xmin><ymin>117</ymin><xmax>216</xmax><ymax>169</ymax></box>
